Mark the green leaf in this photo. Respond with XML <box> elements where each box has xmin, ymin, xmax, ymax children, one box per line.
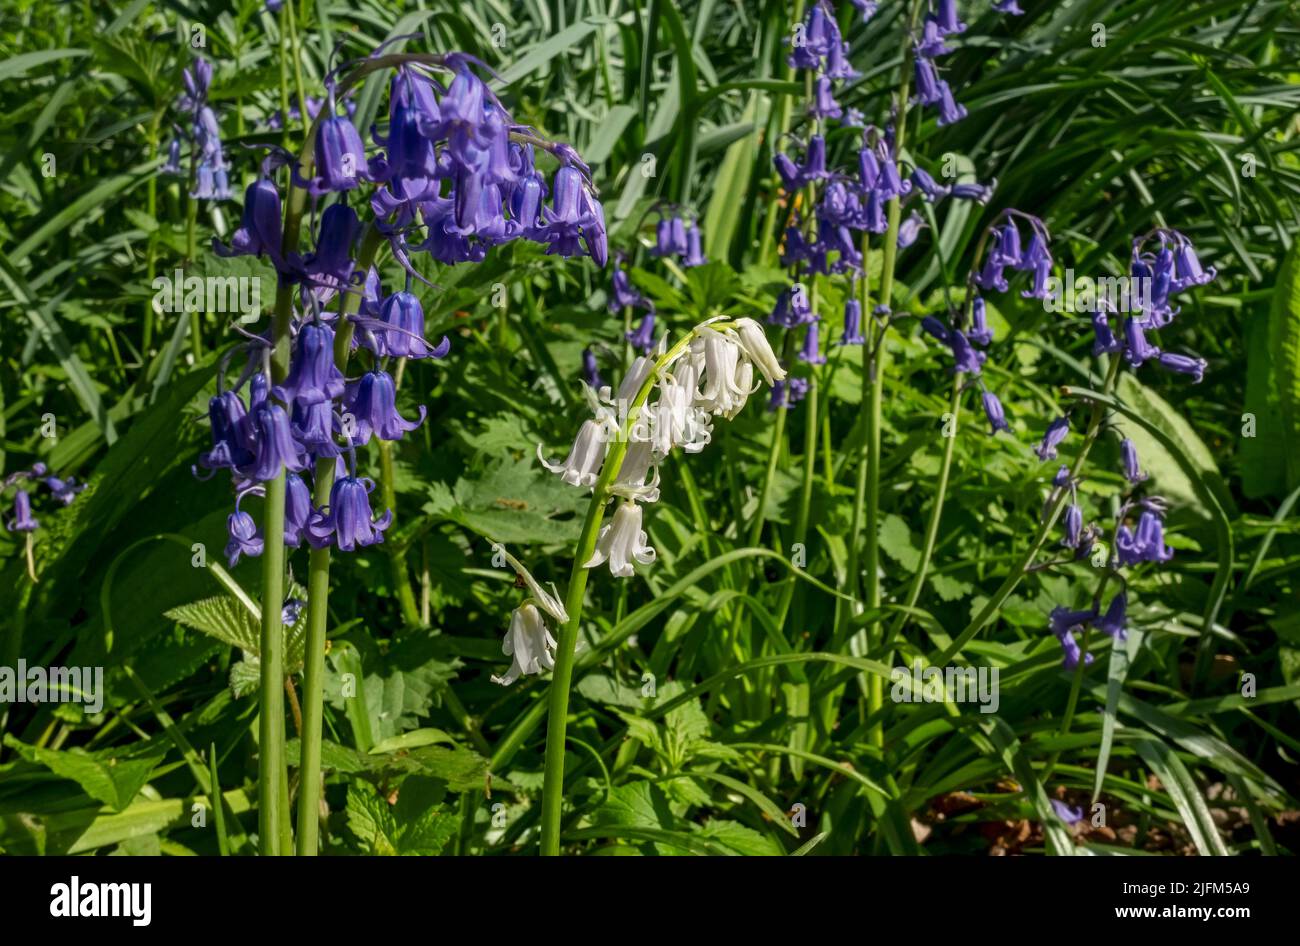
<box><xmin>3</xmin><ymin>736</ymin><xmax>164</xmax><ymax>813</ymax></box>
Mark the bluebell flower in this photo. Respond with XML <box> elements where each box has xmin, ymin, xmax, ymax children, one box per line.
<box><xmin>840</xmin><ymin>299</ymin><xmax>865</xmax><ymax>345</ymax></box>
<box><xmin>1035</xmin><ymin>416</ymin><xmax>1070</xmax><ymax>461</ymax></box>
<box><xmin>950</xmin><ymin>180</ymin><xmax>996</xmax><ymax>203</ymax></box>
<box><xmin>917</xmin><ymin>17</ymin><xmax>953</xmax><ymax>58</ymax></box>
<box><xmin>1096</xmin><ymin>592</ymin><xmax>1128</xmax><ymax>641</ymax></box>
<box><xmin>582</xmin><ymin>348</ymin><xmax>603</xmax><ymax>389</ymax></box>
<box><xmin>682</xmin><ymin>221</ymin><xmax>708</xmax><ymax>267</ymax></box>
<box><xmin>969</xmin><ymin>296</ymin><xmax>993</xmax><ymax>346</ymax></box>
<box><xmin>215</xmin><ymin>178</ymin><xmax>283</xmax><ymax>263</ymax></box>
<box><xmin>1062</xmin><ymin>503</ymin><xmax>1084</xmax><ymax>548</ymax></box>
<box><xmin>372</xmin><ymin>291</ymin><xmax>449</xmax><ymax>360</ymax></box>
<box><xmin>799</xmin><ymin>319</ymin><xmax>827</xmax><ymax>365</ymax></box>
<box><xmin>6</xmin><ymin>490</ymin><xmax>38</xmax><ymax>534</ymax></box>
<box><xmin>1091</xmin><ymin>310</ymin><xmax>1121</xmax><ymax>355</ymax></box>
<box><xmin>241</xmin><ymin>401</ymin><xmax>307</xmax><ymax>482</ymax></box>
<box><xmin>43</xmin><ymin>476</ymin><xmax>86</xmax><ymax>506</ymax></box>
<box><xmin>197</xmin><ymin>390</ymin><xmax>254</xmax><ymax>474</ymax></box>
<box><xmin>627</xmin><ymin>311</ymin><xmax>656</xmax><ymax>354</ymax></box>
<box><xmin>898</xmin><ymin>212</ymin><xmax>927</xmax><ymax>249</ymax></box>
<box><xmin>809</xmin><ymin>76</ymin><xmax>842</xmax><ymax>120</ymax></box>
<box><xmin>540</xmin><ymin>166</ymin><xmax>602</xmax><ymax>260</ymax></box>
<box><xmin>162</xmin><ymin>137</ymin><xmax>183</xmax><ymax>175</ymax></box>
<box><xmin>344</xmin><ymin>370</ymin><xmax>426</xmax><ymax>444</ymax></box>
<box><xmin>994</xmin><ymin>0</ymin><xmax>1025</xmax><ymax>14</ymax></box>
<box><xmin>291</xmin><ymin>399</ymin><xmax>343</xmax><ymax>458</ymax></box>
<box><xmin>1120</xmin><ymin>438</ymin><xmax>1147</xmax><ymax>484</ymax></box>
<box><xmin>920</xmin><ymin>315</ymin><xmax>950</xmax><ymax>344</ymax></box>
<box><xmin>850</xmin><ymin>0</ymin><xmax>878</xmax><ymax>21</ymax></box>
<box><xmin>304</xmin><ymin>203</ymin><xmax>361</xmax><ymax>289</ymax></box>
<box><xmin>1157</xmin><ymin>352</ymin><xmax>1207</xmax><ymax>383</ymax></box>
<box><xmin>982</xmin><ymin>390</ymin><xmax>1011</xmax><ymax>434</ymax></box>
<box><xmin>1117</xmin><ymin>507</ymin><xmax>1174</xmax><ymax>565</ymax></box>
<box><xmin>610</xmin><ymin>258</ymin><xmax>651</xmax><ymax>312</ymax></box>
<box><xmin>1050</xmin><ymin>799</ymin><xmax>1084</xmax><ymax>825</ymax></box>
<box><xmin>307</xmin><ymin>475</ymin><xmax>392</xmax><ymax>552</ymax></box>
<box><xmin>934</xmin><ymin>0</ymin><xmax>967</xmax><ymax>35</ymax></box>
<box><xmin>281</xmin><ymin>598</ymin><xmax>304</xmax><ymax>626</ymax></box>
<box><xmin>279</xmin><ymin>322</ymin><xmax>345</xmax><ymax>407</ymax></box>
<box><xmin>947</xmin><ymin>328</ymin><xmax>985</xmax><ymax>375</ymax></box>
<box><xmin>1050</xmin><ymin>606</ymin><xmax>1097</xmax><ymax>670</ymax></box>
<box><xmin>299</xmin><ymin>105</ymin><xmax>369</xmax><ymax>195</ymax></box>
<box><xmin>1122</xmin><ymin>317</ymin><xmax>1160</xmax><ymax>366</ymax></box>
<box><xmin>284</xmin><ymin>472</ymin><xmax>313</xmax><ymax>547</ymax></box>
<box><xmin>935</xmin><ymin>82</ymin><xmax>968</xmax><ymax>126</ymax></box>
<box><xmin>226</xmin><ymin>507</ymin><xmax>263</xmax><ymax>567</ymax></box>
<box><xmin>911</xmin><ymin>166</ymin><xmax>950</xmax><ymax>202</ymax></box>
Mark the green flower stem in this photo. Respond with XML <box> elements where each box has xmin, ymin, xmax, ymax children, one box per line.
<box><xmin>884</xmin><ymin>376</ymin><xmax>964</xmax><ymax>647</ymax></box>
<box><xmin>935</xmin><ymin>354</ymin><xmax>1124</xmax><ymax>666</ymax></box>
<box><xmin>257</xmin><ymin>471</ymin><xmax>288</xmax><ymax>856</ymax></box>
<box><xmin>848</xmin><ymin>1</ymin><xmax>922</xmax><ymax>746</ymax></box>
<box><xmin>539</xmin><ymin>329</ymin><xmax>708</xmax><ymax>855</ymax></box>
<box><xmin>378</xmin><ymin>438</ymin><xmax>422</xmax><ymax>626</ymax></box>
<box><xmin>294</xmin><ymin>226</ymin><xmax>383</xmax><ymax>856</ymax></box>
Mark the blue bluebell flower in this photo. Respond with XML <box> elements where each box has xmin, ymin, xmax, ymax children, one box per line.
<box><xmin>1035</xmin><ymin>416</ymin><xmax>1070</xmax><ymax>461</ymax></box>
<box><xmin>307</xmin><ymin>475</ymin><xmax>392</xmax><ymax>552</ymax></box>
<box><xmin>343</xmin><ymin>370</ymin><xmax>426</xmax><ymax>444</ymax></box>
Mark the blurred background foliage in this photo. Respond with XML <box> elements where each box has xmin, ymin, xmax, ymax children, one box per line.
<box><xmin>0</xmin><ymin>0</ymin><xmax>1298</xmax><ymax>855</ymax></box>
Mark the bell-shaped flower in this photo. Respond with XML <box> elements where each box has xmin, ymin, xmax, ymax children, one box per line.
<box><xmin>283</xmin><ymin>472</ymin><xmax>313</xmax><ymax>547</ymax></box>
<box><xmin>982</xmin><ymin>390</ymin><xmax>1011</xmax><ymax>434</ymax></box>
<box><xmin>1035</xmin><ymin>415</ymin><xmax>1070</xmax><ymax>461</ymax></box>
<box><xmin>299</xmin><ymin>111</ymin><xmax>369</xmax><ymax>195</ymax></box>
<box><xmin>1121</xmin><ymin>438</ymin><xmax>1147</xmax><ymax>484</ymax></box>
<box><xmin>7</xmin><ymin>490</ymin><xmax>38</xmax><ymax>534</ymax></box>
<box><xmin>225</xmin><ymin>507</ymin><xmax>262</xmax><ymax>567</ymax></box>
<box><xmin>584</xmin><ymin>501</ymin><xmax>656</xmax><ymax>578</ymax></box>
<box><xmin>490</xmin><ymin>603</ymin><xmax>558</xmax><ymax>686</ymax></box>
<box><xmin>627</xmin><ymin>311</ymin><xmax>656</xmax><ymax>354</ymax></box>
<box><xmin>280</xmin><ymin>322</ymin><xmax>345</xmax><ymax>407</ymax></box>
<box><xmin>240</xmin><ymin>401</ymin><xmax>307</xmax><ymax>482</ymax></box>
<box><xmin>538</xmin><ymin>418</ymin><xmax>608</xmax><ymax>487</ymax></box>
<box><xmin>215</xmin><ymin>178</ymin><xmax>283</xmax><ymax>263</ymax></box>
<box><xmin>307</xmin><ymin>475</ymin><xmax>391</xmax><ymax>552</ymax></box>
<box><xmin>732</xmin><ymin>318</ymin><xmax>787</xmax><ymax>384</ymax></box>
<box><xmin>343</xmin><ymin>370</ymin><xmax>426</xmax><ymax>444</ymax></box>
<box><xmin>1096</xmin><ymin>592</ymin><xmax>1128</xmax><ymax>640</ymax></box>
<box><xmin>839</xmin><ymin>299</ymin><xmax>866</xmax><ymax>346</ymax></box>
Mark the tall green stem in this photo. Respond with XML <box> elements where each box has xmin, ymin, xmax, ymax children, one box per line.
<box><xmin>295</xmin><ymin>227</ymin><xmax>382</xmax><ymax>855</ymax></box>
<box><xmin>539</xmin><ymin>330</ymin><xmax>703</xmax><ymax>855</ymax></box>
<box><xmin>936</xmin><ymin>356</ymin><xmax>1124</xmax><ymax>665</ymax></box>
<box><xmin>257</xmin><ymin>472</ymin><xmax>287</xmax><ymax>855</ymax></box>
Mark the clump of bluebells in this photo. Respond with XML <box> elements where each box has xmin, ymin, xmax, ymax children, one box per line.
<box><xmin>1034</xmin><ymin>230</ymin><xmax>1215</xmax><ymax>668</ymax></box>
<box><xmin>921</xmin><ymin>209</ymin><xmax>1054</xmax><ymax>434</ymax></box>
<box><xmin>194</xmin><ymin>52</ymin><xmax>607</xmax><ymax>568</ymax></box>
<box><xmin>765</xmin><ymin>0</ymin><xmax>1005</xmax><ymax>412</ymax></box>
<box><xmin>4</xmin><ymin>462</ymin><xmax>88</xmax><ymax>578</ymax></box>
<box><xmin>162</xmin><ymin>58</ymin><xmax>231</xmax><ymax>200</ymax></box>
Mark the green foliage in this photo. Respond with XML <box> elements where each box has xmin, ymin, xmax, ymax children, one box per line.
<box><xmin>0</xmin><ymin>0</ymin><xmax>1296</xmax><ymax>858</ymax></box>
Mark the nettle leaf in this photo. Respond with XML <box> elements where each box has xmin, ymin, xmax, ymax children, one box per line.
<box><xmin>576</xmin><ymin>672</ymin><xmax>652</xmax><ymax>708</ymax></box>
<box><xmin>4</xmin><ymin>736</ymin><xmax>164</xmax><ymax>812</ymax></box>
<box><xmin>344</xmin><ymin>632</ymin><xmax>462</xmax><ymax>742</ymax></box>
<box><xmin>879</xmin><ymin>514</ymin><xmax>921</xmax><ymax>570</ymax></box>
<box><xmin>617</xmin><ymin>682</ymin><xmax>726</xmax><ymax>770</ymax></box>
<box><xmin>164</xmin><ymin>589</ymin><xmax>307</xmax><ymax>674</ymax></box>
<box><xmin>424</xmin><ymin>455</ymin><xmax>585</xmax><ymax>545</ymax></box>
<box><xmin>693</xmin><ymin>819</ymin><xmax>783</xmax><ymax>856</ymax></box>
